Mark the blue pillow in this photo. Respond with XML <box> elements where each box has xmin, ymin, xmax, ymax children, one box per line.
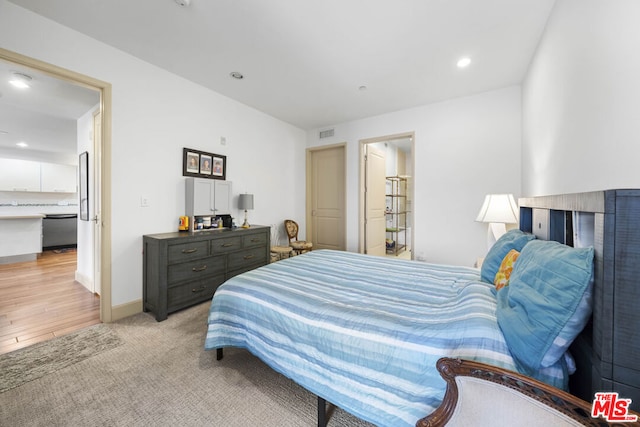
<box><xmin>480</xmin><ymin>229</ymin><xmax>535</xmax><ymax>284</ymax></box>
<box><xmin>540</xmin><ymin>277</ymin><xmax>593</xmax><ymax>366</ymax></box>
<box><xmin>496</xmin><ymin>240</ymin><xmax>594</xmax><ymax>375</ymax></box>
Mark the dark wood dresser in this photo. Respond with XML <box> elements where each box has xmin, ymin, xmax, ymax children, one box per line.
<box><xmin>143</xmin><ymin>225</ymin><xmax>270</xmax><ymax>321</ymax></box>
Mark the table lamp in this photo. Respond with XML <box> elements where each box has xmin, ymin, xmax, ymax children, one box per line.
<box><xmin>475</xmin><ymin>193</ymin><xmax>518</xmax><ymax>249</ymax></box>
<box><xmin>238</xmin><ymin>193</ymin><xmax>254</xmax><ymax>228</ymax></box>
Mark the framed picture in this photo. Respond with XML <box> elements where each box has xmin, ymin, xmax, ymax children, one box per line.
<box><xmin>212</xmin><ymin>156</ymin><xmax>224</xmax><ymax>177</ymax></box>
<box><xmin>200</xmin><ymin>154</ymin><xmax>212</xmax><ymax>175</ymax></box>
<box><xmin>185</xmin><ymin>151</ymin><xmax>200</xmax><ymax>174</ymax></box>
<box><xmin>79</xmin><ymin>151</ymin><xmax>89</xmax><ymax>221</ymax></box>
<box><xmin>183</xmin><ymin>147</ymin><xmax>226</xmax><ymax>180</ymax></box>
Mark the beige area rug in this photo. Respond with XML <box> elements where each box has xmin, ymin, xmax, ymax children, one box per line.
<box><xmin>0</xmin><ymin>302</ymin><xmax>374</xmax><ymax>427</ymax></box>
<box><xmin>0</xmin><ymin>324</ymin><xmax>123</xmax><ymax>393</ymax></box>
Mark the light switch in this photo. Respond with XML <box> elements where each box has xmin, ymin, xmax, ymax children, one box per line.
<box><xmin>140</xmin><ymin>196</ymin><xmax>149</xmax><ymax>207</ymax></box>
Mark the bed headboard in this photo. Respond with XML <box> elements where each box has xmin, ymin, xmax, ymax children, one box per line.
<box><xmin>518</xmin><ymin>189</ymin><xmax>640</xmax><ymax>410</ymax></box>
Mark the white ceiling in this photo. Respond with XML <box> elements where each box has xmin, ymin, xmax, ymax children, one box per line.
<box><xmin>6</xmin><ymin>0</ymin><xmax>556</xmax><ymax>133</ymax></box>
<box><xmin>0</xmin><ymin>58</ymin><xmax>100</xmax><ymax>155</ymax></box>
<box><xmin>0</xmin><ymin>0</ymin><xmax>555</xmax><ymax>159</ymax></box>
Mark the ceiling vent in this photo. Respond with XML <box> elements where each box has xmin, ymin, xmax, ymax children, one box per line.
<box><xmin>319</xmin><ymin>129</ymin><xmax>334</xmax><ymax>139</ymax></box>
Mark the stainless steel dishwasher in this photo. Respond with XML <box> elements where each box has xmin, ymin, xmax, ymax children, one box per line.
<box><xmin>42</xmin><ymin>214</ymin><xmax>78</xmax><ymax>250</ymax></box>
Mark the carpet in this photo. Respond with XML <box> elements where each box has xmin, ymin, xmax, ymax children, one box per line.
<box><xmin>0</xmin><ymin>323</ymin><xmax>122</xmax><ymax>393</ymax></box>
<box><xmin>0</xmin><ymin>302</ymin><xmax>374</xmax><ymax>426</ymax></box>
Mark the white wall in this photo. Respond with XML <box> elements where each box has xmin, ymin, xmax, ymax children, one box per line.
<box><xmin>307</xmin><ymin>86</ymin><xmax>522</xmax><ymax>266</ymax></box>
<box><xmin>0</xmin><ymin>1</ymin><xmax>306</xmax><ymax>308</ymax></box>
<box><xmin>522</xmin><ymin>0</ymin><xmax>640</xmax><ymax>196</ymax></box>
<box><xmin>76</xmin><ymin>106</ymin><xmax>97</xmax><ymax>292</ymax></box>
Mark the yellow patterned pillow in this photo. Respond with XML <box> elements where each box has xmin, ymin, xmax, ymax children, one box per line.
<box><xmin>494</xmin><ymin>249</ymin><xmax>520</xmax><ymax>290</ymax></box>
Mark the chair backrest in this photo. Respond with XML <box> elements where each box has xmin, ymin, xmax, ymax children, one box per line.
<box><xmin>416</xmin><ymin>358</ymin><xmax>619</xmax><ymax>427</ymax></box>
<box><xmin>284</xmin><ymin>219</ymin><xmax>299</xmax><ymax>243</ymax></box>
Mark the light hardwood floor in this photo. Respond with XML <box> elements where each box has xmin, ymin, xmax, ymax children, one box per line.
<box><xmin>0</xmin><ymin>249</ymin><xmax>100</xmax><ymax>355</ymax></box>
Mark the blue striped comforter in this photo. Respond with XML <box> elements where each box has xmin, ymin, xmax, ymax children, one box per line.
<box><xmin>205</xmin><ymin>250</ymin><xmax>567</xmax><ymax>427</ymax></box>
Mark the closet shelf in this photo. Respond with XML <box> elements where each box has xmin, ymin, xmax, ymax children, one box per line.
<box><xmin>385</xmin><ymin>176</ymin><xmax>408</xmax><ymax>256</ymax></box>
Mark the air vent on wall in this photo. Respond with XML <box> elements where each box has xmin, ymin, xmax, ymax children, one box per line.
<box><xmin>319</xmin><ymin>129</ymin><xmax>335</xmax><ymax>139</ymax></box>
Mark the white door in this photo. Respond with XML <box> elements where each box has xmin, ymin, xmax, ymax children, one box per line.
<box><xmin>40</xmin><ymin>163</ymin><xmax>77</xmax><ymax>193</ymax></box>
<box><xmin>0</xmin><ymin>159</ymin><xmax>40</xmax><ymax>192</ymax></box>
<box><xmin>189</xmin><ymin>178</ymin><xmax>214</xmax><ymax>216</ymax></box>
<box><xmin>309</xmin><ymin>146</ymin><xmax>346</xmax><ymax>251</ymax></box>
<box><xmin>93</xmin><ymin>110</ymin><xmax>102</xmax><ymax>295</ymax></box>
<box><xmin>365</xmin><ymin>145</ymin><xmax>386</xmax><ymax>256</ymax></box>
<box><xmin>213</xmin><ymin>180</ymin><xmax>232</xmax><ymax>215</ymax></box>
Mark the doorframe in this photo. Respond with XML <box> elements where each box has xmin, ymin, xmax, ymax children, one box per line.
<box><xmin>0</xmin><ymin>48</ymin><xmax>113</xmax><ymax>322</ymax></box>
<box><xmin>305</xmin><ymin>143</ymin><xmax>347</xmax><ymax>250</ymax></box>
<box><xmin>358</xmin><ymin>131</ymin><xmax>415</xmax><ymax>256</ymax></box>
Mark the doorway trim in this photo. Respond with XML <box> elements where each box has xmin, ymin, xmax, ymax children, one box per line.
<box><xmin>0</xmin><ymin>47</ymin><xmax>113</xmax><ymax>322</ymax></box>
<box><xmin>358</xmin><ymin>131</ymin><xmax>415</xmax><ymax>256</ymax></box>
<box><xmin>305</xmin><ymin>143</ymin><xmax>347</xmax><ymax>251</ymax></box>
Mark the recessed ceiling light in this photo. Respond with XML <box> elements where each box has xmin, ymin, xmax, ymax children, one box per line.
<box><xmin>9</xmin><ymin>72</ymin><xmax>32</xmax><ymax>89</ymax></box>
<box><xmin>229</xmin><ymin>71</ymin><xmax>244</xmax><ymax>80</ymax></box>
<box><xmin>457</xmin><ymin>57</ymin><xmax>472</xmax><ymax>68</ymax></box>
<box><xmin>16</xmin><ymin>141</ymin><xmax>28</xmax><ymax>148</ymax></box>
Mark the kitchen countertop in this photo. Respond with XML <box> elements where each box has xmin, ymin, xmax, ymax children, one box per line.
<box><xmin>0</xmin><ymin>214</ymin><xmax>46</xmax><ymax>219</ymax></box>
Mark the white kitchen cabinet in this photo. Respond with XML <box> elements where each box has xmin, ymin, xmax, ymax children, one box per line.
<box><xmin>41</xmin><ymin>162</ymin><xmax>78</xmax><ymax>193</ymax></box>
<box><xmin>0</xmin><ymin>215</ymin><xmax>44</xmax><ymax>262</ymax></box>
<box><xmin>185</xmin><ymin>178</ymin><xmax>232</xmax><ymax>217</ymax></box>
<box><xmin>0</xmin><ymin>159</ymin><xmax>41</xmax><ymax>192</ymax></box>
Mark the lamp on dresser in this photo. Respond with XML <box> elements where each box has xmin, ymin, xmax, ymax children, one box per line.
<box><xmin>238</xmin><ymin>193</ymin><xmax>254</xmax><ymax>228</ymax></box>
<box><xmin>475</xmin><ymin>193</ymin><xmax>518</xmax><ymax>249</ymax></box>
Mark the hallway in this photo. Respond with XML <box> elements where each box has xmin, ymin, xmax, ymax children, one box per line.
<box><xmin>0</xmin><ymin>249</ymin><xmax>100</xmax><ymax>355</ymax></box>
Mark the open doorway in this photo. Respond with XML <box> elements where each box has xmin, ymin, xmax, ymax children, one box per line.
<box><xmin>359</xmin><ymin>132</ymin><xmax>414</xmax><ymax>259</ymax></box>
<box><xmin>0</xmin><ymin>48</ymin><xmax>112</xmax><ymax>353</ymax></box>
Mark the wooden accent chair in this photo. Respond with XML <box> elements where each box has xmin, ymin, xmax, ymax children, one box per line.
<box><xmin>416</xmin><ymin>358</ymin><xmax>639</xmax><ymax>427</ymax></box>
<box><xmin>284</xmin><ymin>219</ymin><xmax>313</xmax><ymax>255</ymax></box>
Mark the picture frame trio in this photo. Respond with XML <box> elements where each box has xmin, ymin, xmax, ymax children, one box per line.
<box><xmin>182</xmin><ymin>147</ymin><xmax>226</xmax><ymax>180</ymax></box>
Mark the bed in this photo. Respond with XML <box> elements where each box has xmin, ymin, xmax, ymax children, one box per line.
<box><xmin>205</xmin><ymin>189</ymin><xmax>640</xmax><ymax>426</ymax></box>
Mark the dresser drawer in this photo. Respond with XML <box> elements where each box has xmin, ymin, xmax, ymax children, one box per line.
<box><xmin>167</xmin><ymin>255</ymin><xmax>225</xmax><ymax>284</ymax></box>
<box><xmin>167</xmin><ymin>275</ymin><xmax>224</xmax><ymax>312</ymax></box>
<box><xmin>227</xmin><ymin>246</ymin><xmax>267</xmax><ymax>272</ymax></box>
<box><xmin>243</xmin><ymin>233</ymin><xmax>268</xmax><ymax>248</ymax></box>
<box><xmin>143</xmin><ymin>225</ymin><xmax>270</xmax><ymax>321</ymax></box>
<box><xmin>167</xmin><ymin>240</ymin><xmax>209</xmax><ymax>264</ymax></box>
<box><xmin>211</xmin><ymin>236</ymin><xmax>243</xmax><ymax>254</ymax></box>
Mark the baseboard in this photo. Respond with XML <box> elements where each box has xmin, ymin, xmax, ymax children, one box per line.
<box><xmin>0</xmin><ymin>253</ymin><xmax>37</xmax><ymax>264</ymax></box>
<box><xmin>73</xmin><ymin>271</ymin><xmax>142</xmax><ymax>322</ymax></box>
<box><xmin>75</xmin><ymin>270</ymin><xmax>93</xmax><ymax>293</ymax></box>
<box><xmin>111</xmin><ymin>299</ymin><xmax>143</xmax><ymax>322</ymax></box>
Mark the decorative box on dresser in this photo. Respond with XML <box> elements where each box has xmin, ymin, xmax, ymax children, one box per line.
<box><xmin>143</xmin><ymin>225</ymin><xmax>270</xmax><ymax>321</ymax></box>
<box><xmin>519</xmin><ymin>189</ymin><xmax>640</xmax><ymax>411</ymax></box>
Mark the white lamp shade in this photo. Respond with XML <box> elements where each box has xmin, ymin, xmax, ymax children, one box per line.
<box><xmin>238</xmin><ymin>193</ymin><xmax>254</xmax><ymax>210</ymax></box>
<box><xmin>475</xmin><ymin>194</ymin><xmax>518</xmax><ymax>224</ymax></box>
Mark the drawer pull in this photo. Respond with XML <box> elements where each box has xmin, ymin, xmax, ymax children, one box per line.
<box><xmin>182</xmin><ymin>248</ymin><xmax>198</xmax><ymax>254</ymax></box>
<box><xmin>250</xmin><ymin>238</ymin><xmax>261</xmax><ymax>243</ymax></box>
<box><xmin>192</xmin><ymin>285</ymin><xmax>207</xmax><ymax>293</ymax></box>
<box><xmin>192</xmin><ymin>265</ymin><xmax>208</xmax><ymax>272</ymax></box>
<box><xmin>221</xmin><ymin>243</ymin><xmax>235</xmax><ymax>247</ymax></box>
<box><xmin>244</xmin><ymin>254</ymin><xmax>255</xmax><ymax>260</ymax></box>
